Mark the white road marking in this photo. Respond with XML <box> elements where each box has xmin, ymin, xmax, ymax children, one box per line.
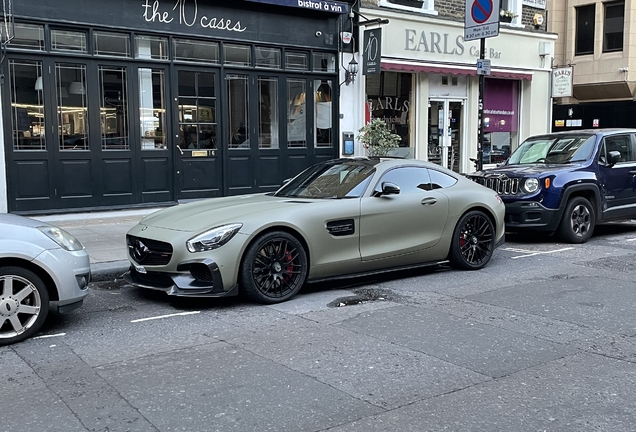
<box><xmin>131</xmin><ymin>311</ymin><xmax>200</xmax><ymax>323</ymax></box>
<box><xmin>503</xmin><ymin>247</ymin><xmax>574</xmax><ymax>259</ymax></box>
<box><xmin>33</xmin><ymin>333</ymin><xmax>66</xmax><ymax>340</ymax></box>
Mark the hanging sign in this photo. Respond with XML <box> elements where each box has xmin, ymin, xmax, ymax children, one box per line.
<box><xmin>552</xmin><ymin>66</ymin><xmax>573</xmax><ymax>98</ymax></box>
<box><xmin>363</xmin><ymin>28</ymin><xmax>382</xmax><ymax>75</ymax></box>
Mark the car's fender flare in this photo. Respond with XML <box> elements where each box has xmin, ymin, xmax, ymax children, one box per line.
<box><xmin>558</xmin><ymin>182</ymin><xmax>602</xmax><ymax>220</ymax></box>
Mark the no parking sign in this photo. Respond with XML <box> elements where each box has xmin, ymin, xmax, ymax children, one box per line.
<box><xmin>464</xmin><ymin>0</ymin><xmax>500</xmax><ymax>41</ymax></box>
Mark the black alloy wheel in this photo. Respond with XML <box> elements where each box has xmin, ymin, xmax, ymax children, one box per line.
<box><xmin>448</xmin><ymin>210</ymin><xmax>495</xmax><ymax>270</ymax></box>
<box><xmin>557</xmin><ymin>196</ymin><xmax>595</xmax><ymax>244</ymax></box>
<box><xmin>240</xmin><ymin>231</ymin><xmax>308</xmax><ymax>304</ymax></box>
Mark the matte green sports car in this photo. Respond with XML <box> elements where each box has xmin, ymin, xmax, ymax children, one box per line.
<box><xmin>125</xmin><ymin>158</ymin><xmax>505</xmax><ymax>304</ymax></box>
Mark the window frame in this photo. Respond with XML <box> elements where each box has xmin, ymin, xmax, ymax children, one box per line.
<box><xmin>378</xmin><ymin>0</ymin><xmax>438</xmax><ymax>16</ymax></box>
<box><xmin>603</xmin><ymin>1</ymin><xmax>624</xmax><ymax>53</ymax></box>
<box><xmin>575</xmin><ymin>4</ymin><xmax>596</xmax><ymax>56</ymax></box>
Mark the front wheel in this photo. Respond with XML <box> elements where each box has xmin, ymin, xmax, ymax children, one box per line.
<box><xmin>0</xmin><ymin>266</ymin><xmax>50</xmax><ymax>346</ymax></box>
<box><xmin>240</xmin><ymin>231</ymin><xmax>308</xmax><ymax>304</ymax></box>
<box><xmin>557</xmin><ymin>197</ymin><xmax>595</xmax><ymax>244</ymax></box>
<box><xmin>448</xmin><ymin>211</ymin><xmax>495</xmax><ymax>270</ymax></box>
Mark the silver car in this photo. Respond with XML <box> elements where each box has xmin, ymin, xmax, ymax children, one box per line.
<box><xmin>0</xmin><ymin>214</ymin><xmax>91</xmax><ymax>345</ymax></box>
<box><xmin>125</xmin><ymin>158</ymin><xmax>506</xmax><ymax>304</ymax></box>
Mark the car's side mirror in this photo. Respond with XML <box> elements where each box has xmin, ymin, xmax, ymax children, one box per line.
<box><xmin>379</xmin><ymin>182</ymin><xmax>400</xmax><ymax>196</ymax></box>
<box><xmin>608</xmin><ymin>150</ymin><xmax>621</xmax><ymax>167</ymax></box>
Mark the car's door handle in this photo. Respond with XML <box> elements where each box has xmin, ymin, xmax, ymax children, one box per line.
<box><xmin>421</xmin><ymin>197</ymin><xmax>437</xmax><ymax>206</ymax></box>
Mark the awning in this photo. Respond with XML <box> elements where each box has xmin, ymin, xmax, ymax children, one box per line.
<box><xmin>381</xmin><ymin>61</ymin><xmax>533</xmax><ymax>81</ymax></box>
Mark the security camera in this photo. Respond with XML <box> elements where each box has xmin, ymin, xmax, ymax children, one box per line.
<box><xmin>316</xmin><ymin>31</ymin><xmax>322</xmax><ymax>37</ymax></box>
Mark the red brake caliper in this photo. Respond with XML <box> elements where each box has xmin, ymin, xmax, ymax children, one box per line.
<box><xmin>284</xmin><ymin>250</ymin><xmax>294</xmax><ymax>281</ymax></box>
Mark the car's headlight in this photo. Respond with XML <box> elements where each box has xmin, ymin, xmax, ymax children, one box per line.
<box><xmin>186</xmin><ymin>223</ymin><xmax>243</xmax><ymax>253</ymax></box>
<box><xmin>38</xmin><ymin>226</ymin><xmax>84</xmax><ymax>251</ymax></box>
<box><xmin>523</xmin><ymin>178</ymin><xmax>540</xmax><ymax>193</ymax></box>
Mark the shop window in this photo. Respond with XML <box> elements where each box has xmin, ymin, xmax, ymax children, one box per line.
<box><xmin>224</xmin><ymin>44</ymin><xmax>251</xmax><ymax>67</ymax></box>
<box><xmin>378</xmin><ymin>0</ymin><xmax>438</xmax><ymax>16</ymax></box>
<box><xmin>483</xmin><ymin>78</ymin><xmax>519</xmax><ymax>166</ymax></box>
<box><xmin>255</xmin><ymin>47</ymin><xmax>281</xmax><ymax>69</ymax></box>
<box><xmin>9</xmin><ymin>60</ymin><xmax>45</xmax><ymax>151</ymax></box>
<box><xmin>285</xmin><ymin>52</ymin><xmax>308</xmax><ymax>71</ymax></box>
<box><xmin>287</xmin><ymin>79</ymin><xmax>306</xmax><ymax>148</ymax></box>
<box><xmin>51</xmin><ymin>30</ymin><xmax>87</xmax><ymax>53</ymax></box>
<box><xmin>178</xmin><ymin>71</ymin><xmax>217</xmax><ymax>151</ymax></box>
<box><xmin>99</xmin><ymin>66</ymin><xmax>129</xmax><ymax>150</ymax></box>
<box><xmin>365</xmin><ymin>72</ymin><xmax>413</xmax><ymax>158</ymax></box>
<box><xmin>500</xmin><ymin>0</ymin><xmax>522</xmax><ymax>26</ymax></box>
<box><xmin>313</xmin><ymin>53</ymin><xmax>335</xmax><ymax>73</ymax></box>
<box><xmin>575</xmin><ymin>4</ymin><xmax>595</xmax><ymax>56</ymax></box>
<box><xmin>56</xmin><ymin>64</ymin><xmax>88</xmax><ymax>151</ymax></box>
<box><xmin>94</xmin><ymin>31</ymin><xmax>131</xmax><ymax>57</ymax></box>
<box><xmin>2</xmin><ymin>23</ymin><xmax>44</xmax><ymax>50</ymax></box>
<box><xmin>603</xmin><ymin>1</ymin><xmax>624</xmax><ymax>52</ymax></box>
<box><xmin>227</xmin><ymin>74</ymin><xmax>250</xmax><ymax>148</ymax></box>
<box><xmin>173</xmin><ymin>39</ymin><xmax>219</xmax><ymax>63</ymax></box>
<box><xmin>135</xmin><ymin>35</ymin><xmax>168</xmax><ymax>60</ymax></box>
<box><xmin>315</xmin><ymin>80</ymin><xmax>332</xmax><ymax>148</ymax></box>
<box><xmin>139</xmin><ymin>69</ymin><xmax>167</xmax><ymax>150</ymax></box>
<box><xmin>258</xmin><ymin>77</ymin><xmax>279</xmax><ymax>149</ymax></box>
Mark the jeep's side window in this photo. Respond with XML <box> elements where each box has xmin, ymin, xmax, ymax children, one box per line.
<box><xmin>598</xmin><ymin>141</ymin><xmax>607</xmax><ymax>164</ymax></box>
<box><xmin>604</xmin><ymin>135</ymin><xmax>634</xmax><ymax>163</ymax></box>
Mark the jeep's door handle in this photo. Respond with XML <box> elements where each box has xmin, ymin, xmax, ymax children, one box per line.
<box><xmin>629</xmin><ymin>170</ymin><xmax>636</xmax><ymax>175</ymax></box>
<box><xmin>421</xmin><ymin>197</ymin><xmax>437</xmax><ymax>206</ymax></box>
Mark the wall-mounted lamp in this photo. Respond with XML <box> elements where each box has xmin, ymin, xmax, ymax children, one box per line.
<box><xmin>344</xmin><ymin>58</ymin><xmax>358</xmax><ymax>86</ymax></box>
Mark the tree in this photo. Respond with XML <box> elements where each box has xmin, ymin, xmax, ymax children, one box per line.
<box><xmin>357</xmin><ymin>118</ymin><xmax>401</xmax><ymax>157</ymax></box>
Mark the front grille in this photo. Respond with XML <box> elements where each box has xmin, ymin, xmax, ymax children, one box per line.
<box><xmin>469</xmin><ymin>176</ymin><xmax>520</xmax><ymax>195</ymax></box>
<box><xmin>131</xmin><ymin>269</ymin><xmax>174</xmax><ymax>288</ymax></box>
<box><xmin>127</xmin><ymin>235</ymin><xmax>173</xmax><ymax>266</ymax></box>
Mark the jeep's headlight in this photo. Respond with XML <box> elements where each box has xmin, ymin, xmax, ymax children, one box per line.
<box><xmin>38</xmin><ymin>226</ymin><xmax>84</xmax><ymax>251</ymax></box>
<box><xmin>523</xmin><ymin>178</ymin><xmax>540</xmax><ymax>193</ymax></box>
<box><xmin>186</xmin><ymin>223</ymin><xmax>242</xmax><ymax>253</ymax></box>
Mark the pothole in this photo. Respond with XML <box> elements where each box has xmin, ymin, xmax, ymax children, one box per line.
<box><xmin>327</xmin><ymin>287</ymin><xmax>404</xmax><ymax>308</ymax></box>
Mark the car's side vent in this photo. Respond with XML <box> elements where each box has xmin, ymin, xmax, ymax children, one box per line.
<box><xmin>326</xmin><ymin>219</ymin><xmax>355</xmax><ymax>236</ymax></box>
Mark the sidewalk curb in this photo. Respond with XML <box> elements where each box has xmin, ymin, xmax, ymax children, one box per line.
<box><xmin>91</xmin><ymin>260</ymin><xmax>130</xmax><ymax>282</ymax></box>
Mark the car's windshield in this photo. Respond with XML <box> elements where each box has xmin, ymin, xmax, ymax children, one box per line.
<box><xmin>274</xmin><ymin>161</ymin><xmax>377</xmax><ymax>199</ymax></box>
<box><xmin>507</xmin><ymin>135</ymin><xmax>596</xmax><ymax>165</ymax></box>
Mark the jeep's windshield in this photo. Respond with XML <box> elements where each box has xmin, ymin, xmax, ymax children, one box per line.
<box><xmin>507</xmin><ymin>135</ymin><xmax>596</xmax><ymax>165</ymax></box>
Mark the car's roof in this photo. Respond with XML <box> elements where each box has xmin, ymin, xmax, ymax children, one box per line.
<box><xmin>528</xmin><ymin>128</ymin><xmax>636</xmax><ymax>139</ymax></box>
<box><xmin>327</xmin><ymin>156</ymin><xmax>451</xmax><ymax>171</ymax></box>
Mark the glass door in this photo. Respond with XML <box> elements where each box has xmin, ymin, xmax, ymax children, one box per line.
<box><xmin>428</xmin><ymin>99</ymin><xmax>464</xmax><ymax>172</ymax></box>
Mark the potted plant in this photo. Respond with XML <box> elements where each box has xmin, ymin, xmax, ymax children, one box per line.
<box><xmin>357</xmin><ymin>118</ymin><xmax>401</xmax><ymax>157</ymax></box>
<box><xmin>500</xmin><ymin>9</ymin><xmax>518</xmax><ymax>23</ymax></box>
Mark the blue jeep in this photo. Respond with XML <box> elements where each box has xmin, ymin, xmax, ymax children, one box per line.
<box><xmin>466</xmin><ymin>129</ymin><xmax>636</xmax><ymax>243</ymax></box>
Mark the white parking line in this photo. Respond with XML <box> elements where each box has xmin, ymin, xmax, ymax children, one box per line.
<box><xmin>503</xmin><ymin>247</ymin><xmax>574</xmax><ymax>259</ymax></box>
<box><xmin>131</xmin><ymin>311</ymin><xmax>200</xmax><ymax>323</ymax></box>
<box><xmin>33</xmin><ymin>333</ymin><xmax>66</xmax><ymax>340</ymax></box>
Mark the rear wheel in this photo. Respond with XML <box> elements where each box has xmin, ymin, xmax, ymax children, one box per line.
<box><xmin>240</xmin><ymin>231</ymin><xmax>308</xmax><ymax>304</ymax></box>
<box><xmin>557</xmin><ymin>197</ymin><xmax>595</xmax><ymax>243</ymax></box>
<box><xmin>0</xmin><ymin>266</ymin><xmax>49</xmax><ymax>346</ymax></box>
<box><xmin>448</xmin><ymin>211</ymin><xmax>495</xmax><ymax>270</ymax></box>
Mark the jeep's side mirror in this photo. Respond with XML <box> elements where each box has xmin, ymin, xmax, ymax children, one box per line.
<box><xmin>608</xmin><ymin>151</ymin><xmax>621</xmax><ymax>166</ymax></box>
<box><xmin>375</xmin><ymin>182</ymin><xmax>400</xmax><ymax>197</ymax></box>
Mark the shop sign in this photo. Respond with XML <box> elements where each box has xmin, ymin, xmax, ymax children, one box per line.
<box><xmin>554</xmin><ymin>120</ymin><xmax>565</xmax><ymax>127</ymax></box>
<box><xmin>522</xmin><ymin>0</ymin><xmax>546</xmax><ymax>10</ymax></box>
<box><xmin>242</xmin><ymin>0</ymin><xmax>349</xmax><ymax>13</ymax></box>
<box><xmin>593</xmin><ymin>119</ymin><xmax>599</xmax><ymax>127</ymax></box>
<box><xmin>363</xmin><ymin>29</ymin><xmax>382</xmax><ymax>75</ymax></box>
<box><xmin>552</xmin><ymin>66</ymin><xmax>573</xmax><ymax>98</ymax></box>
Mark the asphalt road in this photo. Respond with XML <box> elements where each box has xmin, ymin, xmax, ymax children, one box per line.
<box><xmin>3</xmin><ymin>223</ymin><xmax>636</xmax><ymax>432</ymax></box>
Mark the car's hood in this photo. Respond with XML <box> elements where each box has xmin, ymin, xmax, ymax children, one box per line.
<box><xmin>140</xmin><ymin>194</ymin><xmax>317</xmax><ymax>232</ymax></box>
<box><xmin>471</xmin><ymin>163</ymin><xmax>581</xmax><ymax>178</ymax></box>
<box><xmin>0</xmin><ymin>213</ymin><xmax>50</xmax><ymax>229</ymax></box>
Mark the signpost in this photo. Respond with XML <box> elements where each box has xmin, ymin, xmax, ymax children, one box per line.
<box><xmin>464</xmin><ymin>0</ymin><xmax>500</xmax><ymax>171</ymax></box>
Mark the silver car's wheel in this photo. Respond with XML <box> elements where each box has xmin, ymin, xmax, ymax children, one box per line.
<box><xmin>448</xmin><ymin>211</ymin><xmax>495</xmax><ymax>270</ymax></box>
<box><xmin>240</xmin><ymin>231</ymin><xmax>308</xmax><ymax>304</ymax></box>
<box><xmin>0</xmin><ymin>267</ymin><xmax>49</xmax><ymax>346</ymax></box>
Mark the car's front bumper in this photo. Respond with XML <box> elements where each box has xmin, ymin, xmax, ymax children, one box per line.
<box><xmin>35</xmin><ymin>247</ymin><xmax>91</xmax><ymax>312</ymax></box>
<box><xmin>124</xmin><ymin>258</ymin><xmax>239</xmax><ymax>298</ymax></box>
<box><xmin>504</xmin><ymin>201</ymin><xmax>561</xmax><ymax>233</ymax></box>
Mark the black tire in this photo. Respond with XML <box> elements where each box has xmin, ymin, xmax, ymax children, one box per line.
<box><xmin>448</xmin><ymin>210</ymin><xmax>495</xmax><ymax>270</ymax></box>
<box><xmin>240</xmin><ymin>231</ymin><xmax>308</xmax><ymax>304</ymax></box>
<box><xmin>0</xmin><ymin>266</ymin><xmax>50</xmax><ymax>346</ymax></box>
<box><xmin>557</xmin><ymin>196</ymin><xmax>595</xmax><ymax>244</ymax></box>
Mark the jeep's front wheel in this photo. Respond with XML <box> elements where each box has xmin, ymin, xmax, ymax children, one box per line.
<box><xmin>557</xmin><ymin>197</ymin><xmax>595</xmax><ymax>243</ymax></box>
